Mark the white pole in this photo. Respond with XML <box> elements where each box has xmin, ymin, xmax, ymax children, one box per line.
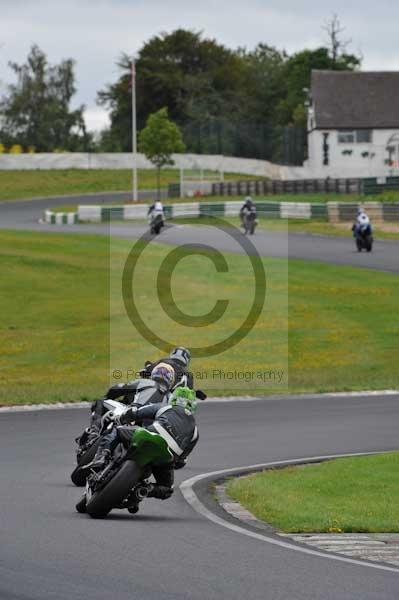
<box><xmin>131</xmin><ymin>58</ymin><xmax>138</xmax><ymax>202</ymax></box>
<box><xmin>180</xmin><ymin>166</ymin><xmax>184</xmax><ymax>198</ymax></box>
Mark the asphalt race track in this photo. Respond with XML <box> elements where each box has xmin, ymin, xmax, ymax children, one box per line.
<box><xmin>1</xmin><ymin>192</ymin><xmax>398</xmax><ymax>273</ymax></box>
<box><xmin>2</xmin><ymin>396</ymin><xmax>399</xmax><ymax>600</ymax></box>
<box><xmin>1</xmin><ymin>194</ymin><xmax>399</xmax><ymax>599</ymax></box>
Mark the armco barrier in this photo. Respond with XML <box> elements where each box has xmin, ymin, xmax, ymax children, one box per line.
<box><xmin>44</xmin><ymin>201</ymin><xmax>399</xmax><ymax>225</ymax></box>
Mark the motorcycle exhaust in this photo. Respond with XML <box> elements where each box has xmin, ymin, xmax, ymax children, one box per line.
<box><xmin>134</xmin><ymin>485</ymin><xmax>151</xmax><ymax>501</ymax></box>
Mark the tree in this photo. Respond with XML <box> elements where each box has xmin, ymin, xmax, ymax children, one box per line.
<box><xmin>96</xmin><ymin>27</ymin><xmax>361</xmax><ymax>163</ymax></box>
<box><xmin>139</xmin><ymin>107</ymin><xmax>185</xmax><ymax>200</ymax></box>
<box><xmin>276</xmin><ymin>46</ymin><xmax>361</xmax><ymax>127</ymax></box>
<box><xmin>239</xmin><ymin>44</ymin><xmax>288</xmax><ymax>124</ymax></box>
<box><xmin>0</xmin><ymin>45</ymin><xmax>89</xmax><ymax>151</ymax></box>
<box><xmin>323</xmin><ymin>14</ymin><xmax>352</xmax><ymax>66</ymax></box>
<box><xmin>97</xmin><ymin>29</ymin><xmax>248</xmax><ymax>152</ymax></box>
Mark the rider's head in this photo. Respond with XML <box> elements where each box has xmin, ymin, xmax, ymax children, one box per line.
<box><xmin>357</xmin><ymin>207</ymin><xmax>365</xmax><ymax>216</ymax></box>
<box><xmin>151</xmin><ymin>362</ymin><xmax>176</xmax><ymax>393</ymax></box>
<box><xmin>245</xmin><ymin>196</ymin><xmax>253</xmax><ymax>205</ymax></box>
<box><xmin>169</xmin><ymin>386</ymin><xmax>197</xmax><ymax>414</ymax></box>
<box><xmin>169</xmin><ymin>347</ymin><xmax>191</xmax><ymax>368</ymax></box>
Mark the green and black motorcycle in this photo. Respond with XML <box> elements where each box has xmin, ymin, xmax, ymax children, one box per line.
<box><xmin>76</xmin><ymin>400</ymin><xmax>175</xmax><ymax>519</ymax></box>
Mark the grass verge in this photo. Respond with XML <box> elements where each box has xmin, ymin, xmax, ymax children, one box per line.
<box><xmin>2</xmin><ymin>169</ymin><xmax>398</xmax><ymax>205</ymax></box>
<box><xmin>1</xmin><ymin>230</ymin><xmax>398</xmax><ymax>404</ymax></box>
<box><xmin>169</xmin><ymin>217</ymin><xmax>399</xmax><ymax>240</ymax></box>
<box><xmin>226</xmin><ymin>453</ymin><xmax>399</xmax><ymax>533</ymax></box>
<box><xmin>0</xmin><ymin>169</ymin><xmax>264</xmax><ymax>202</ymax></box>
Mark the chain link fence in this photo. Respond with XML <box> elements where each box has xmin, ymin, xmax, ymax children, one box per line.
<box><xmin>179</xmin><ymin>121</ymin><xmax>306</xmax><ymax>166</ymax></box>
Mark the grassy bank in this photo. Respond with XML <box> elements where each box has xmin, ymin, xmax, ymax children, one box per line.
<box><xmin>1</xmin><ymin>230</ymin><xmax>398</xmax><ymax>404</ymax></box>
<box><xmin>227</xmin><ymin>453</ymin><xmax>399</xmax><ymax>533</ymax></box>
<box><xmin>168</xmin><ymin>217</ymin><xmax>399</xmax><ymax>241</ymax></box>
<box><xmin>2</xmin><ymin>169</ymin><xmax>398</xmax><ymax>204</ymax></box>
<box><xmin>0</xmin><ymin>169</ymin><xmax>264</xmax><ymax>202</ymax></box>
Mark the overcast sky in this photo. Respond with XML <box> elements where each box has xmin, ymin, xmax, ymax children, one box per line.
<box><xmin>1</xmin><ymin>0</ymin><xmax>398</xmax><ymax>131</ymax></box>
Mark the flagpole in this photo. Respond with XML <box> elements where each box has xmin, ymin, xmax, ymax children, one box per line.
<box><xmin>131</xmin><ymin>58</ymin><xmax>138</xmax><ymax>202</ymax></box>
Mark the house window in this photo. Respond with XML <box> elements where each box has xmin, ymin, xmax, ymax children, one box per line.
<box><xmin>338</xmin><ymin>131</ymin><xmax>355</xmax><ymax>144</ymax></box>
<box><xmin>356</xmin><ymin>130</ymin><xmax>372</xmax><ymax>143</ymax></box>
<box><xmin>337</xmin><ymin>130</ymin><xmax>372</xmax><ymax>144</ymax></box>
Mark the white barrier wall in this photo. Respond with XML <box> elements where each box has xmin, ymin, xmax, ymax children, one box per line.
<box><xmin>280</xmin><ymin>202</ymin><xmax>312</xmax><ymax>219</ymax></box>
<box><xmin>8</xmin><ymin>150</ymin><xmax>395</xmax><ymax>180</ymax></box>
<box><xmin>0</xmin><ymin>152</ymin><xmax>282</xmax><ymax>179</ymax></box>
<box><xmin>172</xmin><ymin>202</ymin><xmax>200</xmax><ymax>217</ymax></box>
<box><xmin>78</xmin><ymin>206</ymin><xmax>102</xmax><ymax>222</ymax></box>
<box><xmin>123</xmin><ymin>204</ymin><xmax>149</xmax><ymax>219</ymax></box>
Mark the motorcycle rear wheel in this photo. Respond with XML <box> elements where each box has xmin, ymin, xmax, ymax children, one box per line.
<box><xmin>86</xmin><ymin>460</ymin><xmax>142</xmax><ymax>519</ymax></box>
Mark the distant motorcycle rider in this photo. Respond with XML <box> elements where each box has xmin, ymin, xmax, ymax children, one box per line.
<box><xmin>352</xmin><ymin>208</ymin><xmax>372</xmax><ymax>237</ymax></box>
<box><xmin>148</xmin><ymin>200</ymin><xmax>165</xmax><ymax>225</ymax></box>
<box><xmin>239</xmin><ymin>196</ymin><xmax>257</xmax><ymax>226</ymax></box>
<box><xmin>86</xmin><ymin>386</ymin><xmax>199</xmax><ymax>500</ymax></box>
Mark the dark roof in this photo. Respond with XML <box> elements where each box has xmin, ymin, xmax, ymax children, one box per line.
<box><xmin>311</xmin><ymin>70</ymin><xmax>399</xmax><ymax>129</ymax></box>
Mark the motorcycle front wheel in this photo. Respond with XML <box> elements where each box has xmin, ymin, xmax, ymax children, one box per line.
<box><xmin>70</xmin><ymin>438</ymin><xmax>101</xmax><ymax>487</ymax></box>
<box><xmin>86</xmin><ymin>460</ymin><xmax>142</xmax><ymax>519</ymax></box>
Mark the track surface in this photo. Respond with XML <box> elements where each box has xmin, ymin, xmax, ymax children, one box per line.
<box><xmin>1</xmin><ymin>396</ymin><xmax>399</xmax><ymax>600</ymax></box>
<box><xmin>1</xmin><ymin>192</ymin><xmax>398</xmax><ymax>272</ymax></box>
<box><xmin>1</xmin><ymin>194</ymin><xmax>399</xmax><ymax>599</ymax></box>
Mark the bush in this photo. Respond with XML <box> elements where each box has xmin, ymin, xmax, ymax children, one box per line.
<box><xmin>9</xmin><ymin>144</ymin><xmax>23</xmax><ymax>154</ymax></box>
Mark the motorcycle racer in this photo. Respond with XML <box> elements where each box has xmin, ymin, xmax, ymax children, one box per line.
<box><xmin>85</xmin><ymin>387</ymin><xmax>199</xmax><ymax>500</ymax></box>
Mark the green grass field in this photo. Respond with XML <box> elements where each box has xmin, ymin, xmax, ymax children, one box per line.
<box><xmin>226</xmin><ymin>453</ymin><xmax>399</xmax><ymax>533</ymax></box>
<box><xmin>1</xmin><ymin>230</ymin><xmax>398</xmax><ymax>404</ymax></box>
<box><xmin>0</xmin><ymin>169</ymin><xmax>264</xmax><ymax>202</ymax></box>
<box><xmin>171</xmin><ymin>216</ymin><xmax>399</xmax><ymax>240</ymax></box>
<box><xmin>1</xmin><ymin>168</ymin><xmax>398</xmax><ymax>204</ymax></box>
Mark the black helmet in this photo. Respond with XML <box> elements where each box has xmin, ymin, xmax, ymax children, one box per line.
<box><xmin>169</xmin><ymin>347</ymin><xmax>191</xmax><ymax>367</ymax></box>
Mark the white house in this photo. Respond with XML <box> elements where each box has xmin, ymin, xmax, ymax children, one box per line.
<box><xmin>305</xmin><ymin>70</ymin><xmax>399</xmax><ymax>179</ymax></box>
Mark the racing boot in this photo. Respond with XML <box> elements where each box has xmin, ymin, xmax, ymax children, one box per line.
<box><xmin>147</xmin><ymin>484</ymin><xmax>173</xmax><ymax>500</ymax></box>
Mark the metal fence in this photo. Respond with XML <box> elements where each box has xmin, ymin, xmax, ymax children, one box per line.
<box><xmin>180</xmin><ymin>121</ymin><xmax>306</xmax><ymax>166</ymax></box>
<box><xmin>211</xmin><ymin>178</ymin><xmax>363</xmax><ymax>196</ymax></box>
<box><xmin>363</xmin><ymin>177</ymin><xmax>399</xmax><ymax>196</ymax></box>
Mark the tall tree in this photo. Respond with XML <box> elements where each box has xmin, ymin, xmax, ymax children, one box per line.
<box><xmin>97</xmin><ymin>27</ymin><xmax>361</xmax><ymax>162</ymax></box>
<box><xmin>323</xmin><ymin>14</ymin><xmax>352</xmax><ymax>67</ymax></box>
<box><xmin>239</xmin><ymin>44</ymin><xmax>288</xmax><ymax>123</ymax></box>
<box><xmin>97</xmin><ymin>29</ymin><xmax>247</xmax><ymax>151</ymax></box>
<box><xmin>139</xmin><ymin>107</ymin><xmax>185</xmax><ymax>200</ymax></box>
<box><xmin>0</xmin><ymin>45</ymin><xmax>88</xmax><ymax>151</ymax></box>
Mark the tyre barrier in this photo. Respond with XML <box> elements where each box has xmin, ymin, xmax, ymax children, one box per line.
<box><xmin>42</xmin><ymin>201</ymin><xmax>399</xmax><ymax>225</ymax></box>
